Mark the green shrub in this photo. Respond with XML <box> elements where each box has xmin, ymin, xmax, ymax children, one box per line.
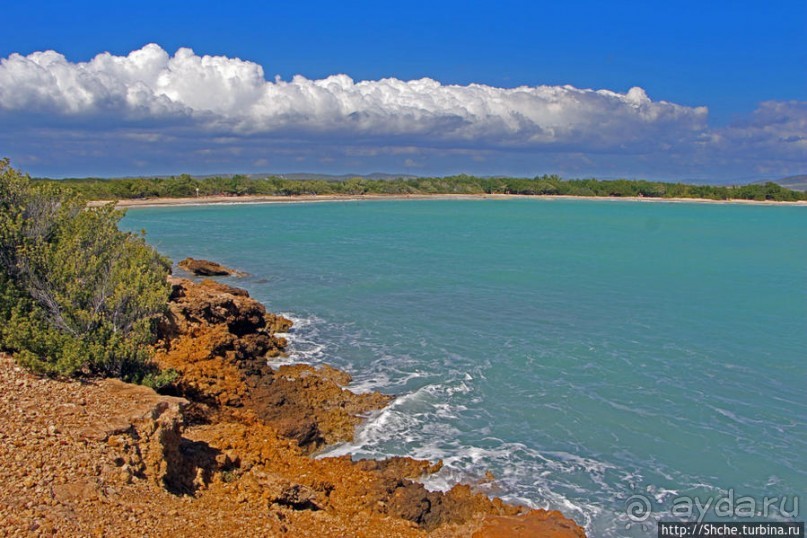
<box><xmin>140</xmin><ymin>368</ymin><xmax>180</xmax><ymax>391</ymax></box>
<box><xmin>0</xmin><ymin>159</ymin><xmax>171</xmax><ymax>379</ymax></box>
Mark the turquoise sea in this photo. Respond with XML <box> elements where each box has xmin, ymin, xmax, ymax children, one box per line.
<box><xmin>122</xmin><ymin>198</ymin><xmax>807</xmax><ymax>537</ymax></box>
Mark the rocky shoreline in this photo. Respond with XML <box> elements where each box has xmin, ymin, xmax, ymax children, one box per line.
<box><xmin>0</xmin><ymin>276</ymin><xmax>586</xmax><ymax>537</ymax></box>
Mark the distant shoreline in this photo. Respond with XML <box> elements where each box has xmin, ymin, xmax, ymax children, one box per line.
<box><xmin>88</xmin><ymin>192</ymin><xmax>807</xmax><ymax>208</ymax></box>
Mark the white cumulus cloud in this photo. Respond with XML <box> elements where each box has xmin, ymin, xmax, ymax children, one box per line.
<box><xmin>0</xmin><ymin>44</ymin><xmax>707</xmax><ymax>149</ymax></box>
<box><xmin>0</xmin><ymin>44</ymin><xmax>804</xmax><ymax>180</ymax></box>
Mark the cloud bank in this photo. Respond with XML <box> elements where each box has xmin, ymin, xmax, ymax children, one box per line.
<box><xmin>0</xmin><ymin>44</ymin><xmax>804</xmax><ymax>180</ymax></box>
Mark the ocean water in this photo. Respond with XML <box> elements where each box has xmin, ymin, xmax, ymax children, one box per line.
<box><xmin>122</xmin><ymin>198</ymin><xmax>807</xmax><ymax>537</ymax></box>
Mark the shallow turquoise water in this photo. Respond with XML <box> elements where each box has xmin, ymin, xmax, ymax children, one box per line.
<box><xmin>122</xmin><ymin>198</ymin><xmax>807</xmax><ymax>537</ymax></box>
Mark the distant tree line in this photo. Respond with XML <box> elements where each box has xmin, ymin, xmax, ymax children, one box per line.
<box><xmin>37</xmin><ymin>173</ymin><xmax>807</xmax><ymax>202</ymax></box>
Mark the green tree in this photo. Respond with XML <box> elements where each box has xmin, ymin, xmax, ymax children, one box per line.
<box><xmin>0</xmin><ymin>159</ymin><xmax>171</xmax><ymax>379</ymax></box>
<box><xmin>342</xmin><ymin>178</ymin><xmax>369</xmax><ymax>195</ymax></box>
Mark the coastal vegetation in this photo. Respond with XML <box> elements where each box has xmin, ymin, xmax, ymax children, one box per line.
<box><xmin>40</xmin><ymin>173</ymin><xmax>807</xmax><ymax>202</ymax></box>
<box><xmin>0</xmin><ymin>159</ymin><xmax>172</xmax><ymax>381</ymax></box>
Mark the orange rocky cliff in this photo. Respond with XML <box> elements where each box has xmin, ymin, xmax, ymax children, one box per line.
<box><xmin>0</xmin><ymin>276</ymin><xmax>586</xmax><ymax>537</ymax></box>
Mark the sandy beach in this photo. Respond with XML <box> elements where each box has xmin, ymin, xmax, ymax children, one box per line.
<box><xmin>90</xmin><ymin>192</ymin><xmax>807</xmax><ymax>209</ymax></box>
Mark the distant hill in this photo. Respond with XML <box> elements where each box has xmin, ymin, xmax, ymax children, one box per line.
<box><xmin>775</xmin><ymin>175</ymin><xmax>807</xmax><ymax>191</ymax></box>
<box><xmin>756</xmin><ymin>175</ymin><xmax>807</xmax><ymax>192</ymax></box>
<box><xmin>268</xmin><ymin>172</ymin><xmax>419</xmax><ymax>181</ymax></box>
<box><xmin>38</xmin><ymin>172</ymin><xmax>420</xmax><ymax>182</ymax></box>
<box><xmin>190</xmin><ymin>172</ymin><xmax>419</xmax><ymax>181</ymax></box>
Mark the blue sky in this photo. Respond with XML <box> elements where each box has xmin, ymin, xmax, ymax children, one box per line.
<box><xmin>0</xmin><ymin>0</ymin><xmax>805</xmax><ymax>181</ymax></box>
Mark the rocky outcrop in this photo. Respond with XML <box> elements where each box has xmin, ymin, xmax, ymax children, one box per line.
<box><xmin>0</xmin><ymin>276</ymin><xmax>586</xmax><ymax>537</ymax></box>
<box><xmin>249</xmin><ymin>363</ymin><xmax>391</xmax><ymax>448</ymax></box>
<box><xmin>0</xmin><ymin>355</ymin><xmax>230</xmax><ymax>535</ymax></box>
<box><xmin>92</xmin><ymin>380</ymin><xmax>188</xmax><ymax>490</ymax></box>
<box><xmin>178</xmin><ymin>257</ymin><xmax>243</xmax><ymax>276</ymax></box>
<box><xmin>154</xmin><ymin>277</ymin><xmax>390</xmax><ymax>450</ymax></box>
<box><xmin>473</xmin><ymin>510</ymin><xmax>587</xmax><ymax>537</ymax></box>
<box><xmin>149</xmin><ymin>277</ymin><xmax>587</xmax><ymax>536</ymax></box>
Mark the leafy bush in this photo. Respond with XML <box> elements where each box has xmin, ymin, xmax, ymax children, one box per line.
<box><xmin>140</xmin><ymin>367</ymin><xmax>180</xmax><ymax>391</ymax></box>
<box><xmin>0</xmin><ymin>159</ymin><xmax>171</xmax><ymax>379</ymax></box>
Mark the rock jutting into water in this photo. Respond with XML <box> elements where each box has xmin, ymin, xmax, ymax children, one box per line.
<box><xmin>0</xmin><ymin>275</ymin><xmax>586</xmax><ymax>537</ymax></box>
<box><xmin>178</xmin><ymin>257</ymin><xmax>244</xmax><ymax>276</ymax></box>
<box><xmin>154</xmin><ymin>277</ymin><xmax>394</xmax><ymax>451</ymax></box>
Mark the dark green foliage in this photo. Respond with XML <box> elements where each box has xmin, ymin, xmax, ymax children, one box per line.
<box><xmin>140</xmin><ymin>367</ymin><xmax>180</xmax><ymax>391</ymax></box>
<box><xmin>0</xmin><ymin>159</ymin><xmax>171</xmax><ymax>379</ymax></box>
<box><xmin>41</xmin><ymin>172</ymin><xmax>807</xmax><ymax>203</ymax></box>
